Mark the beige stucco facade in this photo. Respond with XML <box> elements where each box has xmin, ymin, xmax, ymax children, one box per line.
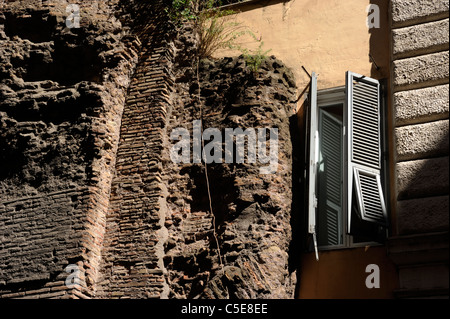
<box><xmin>216</xmin><ymin>0</ymin><xmax>389</xmax><ymax>92</ymax></box>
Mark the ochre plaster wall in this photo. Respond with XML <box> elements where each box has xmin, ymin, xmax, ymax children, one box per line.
<box><xmin>215</xmin><ymin>0</ymin><xmax>388</xmax><ymax>91</ymax></box>
<box><xmin>298</xmin><ymin>246</ymin><xmax>398</xmax><ymax>299</ymax></box>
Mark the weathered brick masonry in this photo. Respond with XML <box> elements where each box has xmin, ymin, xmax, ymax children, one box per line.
<box><xmin>95</xmin><ymin>0</ymin><xmax>175</xmax><ymax>299</ymax></box>
<box><xmin>0</xmin><ymin>0</ymin><xmax>140</xmax><ymax>298</ymax></box>
<box><xmin>161</xmin><ymin>31</ymin><xmax>298</xmax><ymax>298</ymax></box>
<box><xmin>1</xmin><ymin>0</ymin><xmax>297</xmax><ymax>298</ymax></box>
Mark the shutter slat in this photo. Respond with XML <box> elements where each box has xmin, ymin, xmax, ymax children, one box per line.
<box><xmin>355</xmin><ymin>169</ymin><xmax>386</xmax><ymax>224</ymax></box>
<box><xmin>320</xmin><ymin>110</ymin><xmax>342</xmax><ymax>206</ymax></box>
<box><xmin>346</xmin><ymin>71</ymin><xmax>388</xmax><ymax>230</ymax></box>
<box><xmin>319</xmin><ymin>202</ymin><xmax>342</xmax><ymax>246</ymax></box>
<box><xmin>318</xmin><ymin>110</ymin><xmax>343</xmax><ymax>246</ymax></box>
<box><xmin>350</xmin><ymin>73</ymin><xmax>381</xmax><ymax>171</ymax></box>
<box><xmin>353</xmin><ymin>90</ymin><xmax>378</xmax><ymax>102</ymax></box>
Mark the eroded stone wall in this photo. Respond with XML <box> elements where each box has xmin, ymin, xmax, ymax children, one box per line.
<box><xmin>161</xmin><ymin>31</ymin><xmax>298</xmax><ymax>297</ymax></box>
<box><xmin>1</xmin><ymin>0</ymin><xmax>298</xmax><ymax>299</ymax></box>
<box><xmin>0</xmin><ymin>0</ymin><xmax>139</xmax><ymax>298</ymax></box>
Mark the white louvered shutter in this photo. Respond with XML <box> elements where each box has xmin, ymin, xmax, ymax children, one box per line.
<box><xmin>307</xmin><ymin>72</ymin><xmax>319</xmax><ymax>260</ymax></box>
<box><xmin>345</xmin><ymin>71</ymin><xmax>387</xmax><ymax>232</ymax></box>
<box><xmin>318</xmin><ymin>110</ymin><xmax>343</xmax><ymax>246</ymax></box>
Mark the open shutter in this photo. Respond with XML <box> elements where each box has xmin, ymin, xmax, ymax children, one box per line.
<box><xmin>318</xmin><ymin>110</ymin><xmax>343</xmax><ymax>246</ymax></box>
<box><xmin>306</xmin><ymin>72</ymin><xmax>319</xmax><ymax>260</ymax></box>
<box><xmin>345</xmin><ymin>71</ymin><xmax>387</xmax><ymax>233</ymax></box>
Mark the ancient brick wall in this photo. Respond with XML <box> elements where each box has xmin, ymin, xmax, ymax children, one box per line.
<box><xmin>95</xmin><ymin>0</ymin><xmax>175</xmax><ymax>299</ymax></box>
<box><xmin>161</xmin><ymin>34</ymin><xmax>298</xmax><ymax>298</ymax></box>
<box><xmin>0</xmin><ymin>0</ymin><xmax>139</xmax><ymax>298</ymax></box>
<box><xmin>96</xmin><ymin>17</ymin><xmax>298</xmax><ymax>299</ymax></box>
<box><xmin>1</xmin><ymin>0</ymin><xmax>298</xmax><ymax>299</ymax></box>
<box><xmin>389</xmin><ymin>0</ymin><xmax>449</xmax><ymax>298</ymax></box>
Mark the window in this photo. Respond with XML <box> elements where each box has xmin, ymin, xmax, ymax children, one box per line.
<box><xmin>305</xmin><ymin>71</ymin><xmax>389</xmax><ymax>258</ymax></box>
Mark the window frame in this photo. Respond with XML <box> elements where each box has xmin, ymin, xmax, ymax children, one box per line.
<box><xmin>306</xmin><ymin>74</ymin><xmax>388</xmax><ymax>253</ymax></box>
<box><xmin>316</xmin><ymin>87</ymin><xmax>346</xmax><ymax>250</ymax></box>
<box><xmin>316</xmin><ymin>86</ymin><xmax>382</xmax><ymax>250</ymax></box>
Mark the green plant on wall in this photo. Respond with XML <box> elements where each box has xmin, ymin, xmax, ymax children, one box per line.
<box><xmin>197</xmin><ymin>8</ymin><xmax>247</xmax><ymax>58</ymax></box>
<box><xmin>166</xmin><ymin>0</ymin><xmax>223</xmax><ymax>25</ymax></box>
<box><xmin>166</xmin><ymin>0</ymin><xmax>197</xmax><ymax>22</ymax></box>
<box><xmin>167</xmin><ymin>0</ymin><xmax>266</xmax><ymax>61</ymax></box>
<box><xmin>238</xmin><ymin>38</ymin><xmax>272</xmax><ymax>73</ymax></box>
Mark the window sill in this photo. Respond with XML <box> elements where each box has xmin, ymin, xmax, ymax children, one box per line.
<box><xmin>318</xmin><ymin>241</ymin><xmax>383</xmax><ymax>251</ymax></box>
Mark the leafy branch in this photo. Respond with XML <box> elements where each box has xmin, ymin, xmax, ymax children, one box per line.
<box><xmin>230</xmin><ymin>32</ymin><xmax>272</xmax><ymax>73</ymax></box>
<box><xmin>167</xmin><ymin>0</ymin><xmax>264</xmax><ymax>60</ymax></box>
